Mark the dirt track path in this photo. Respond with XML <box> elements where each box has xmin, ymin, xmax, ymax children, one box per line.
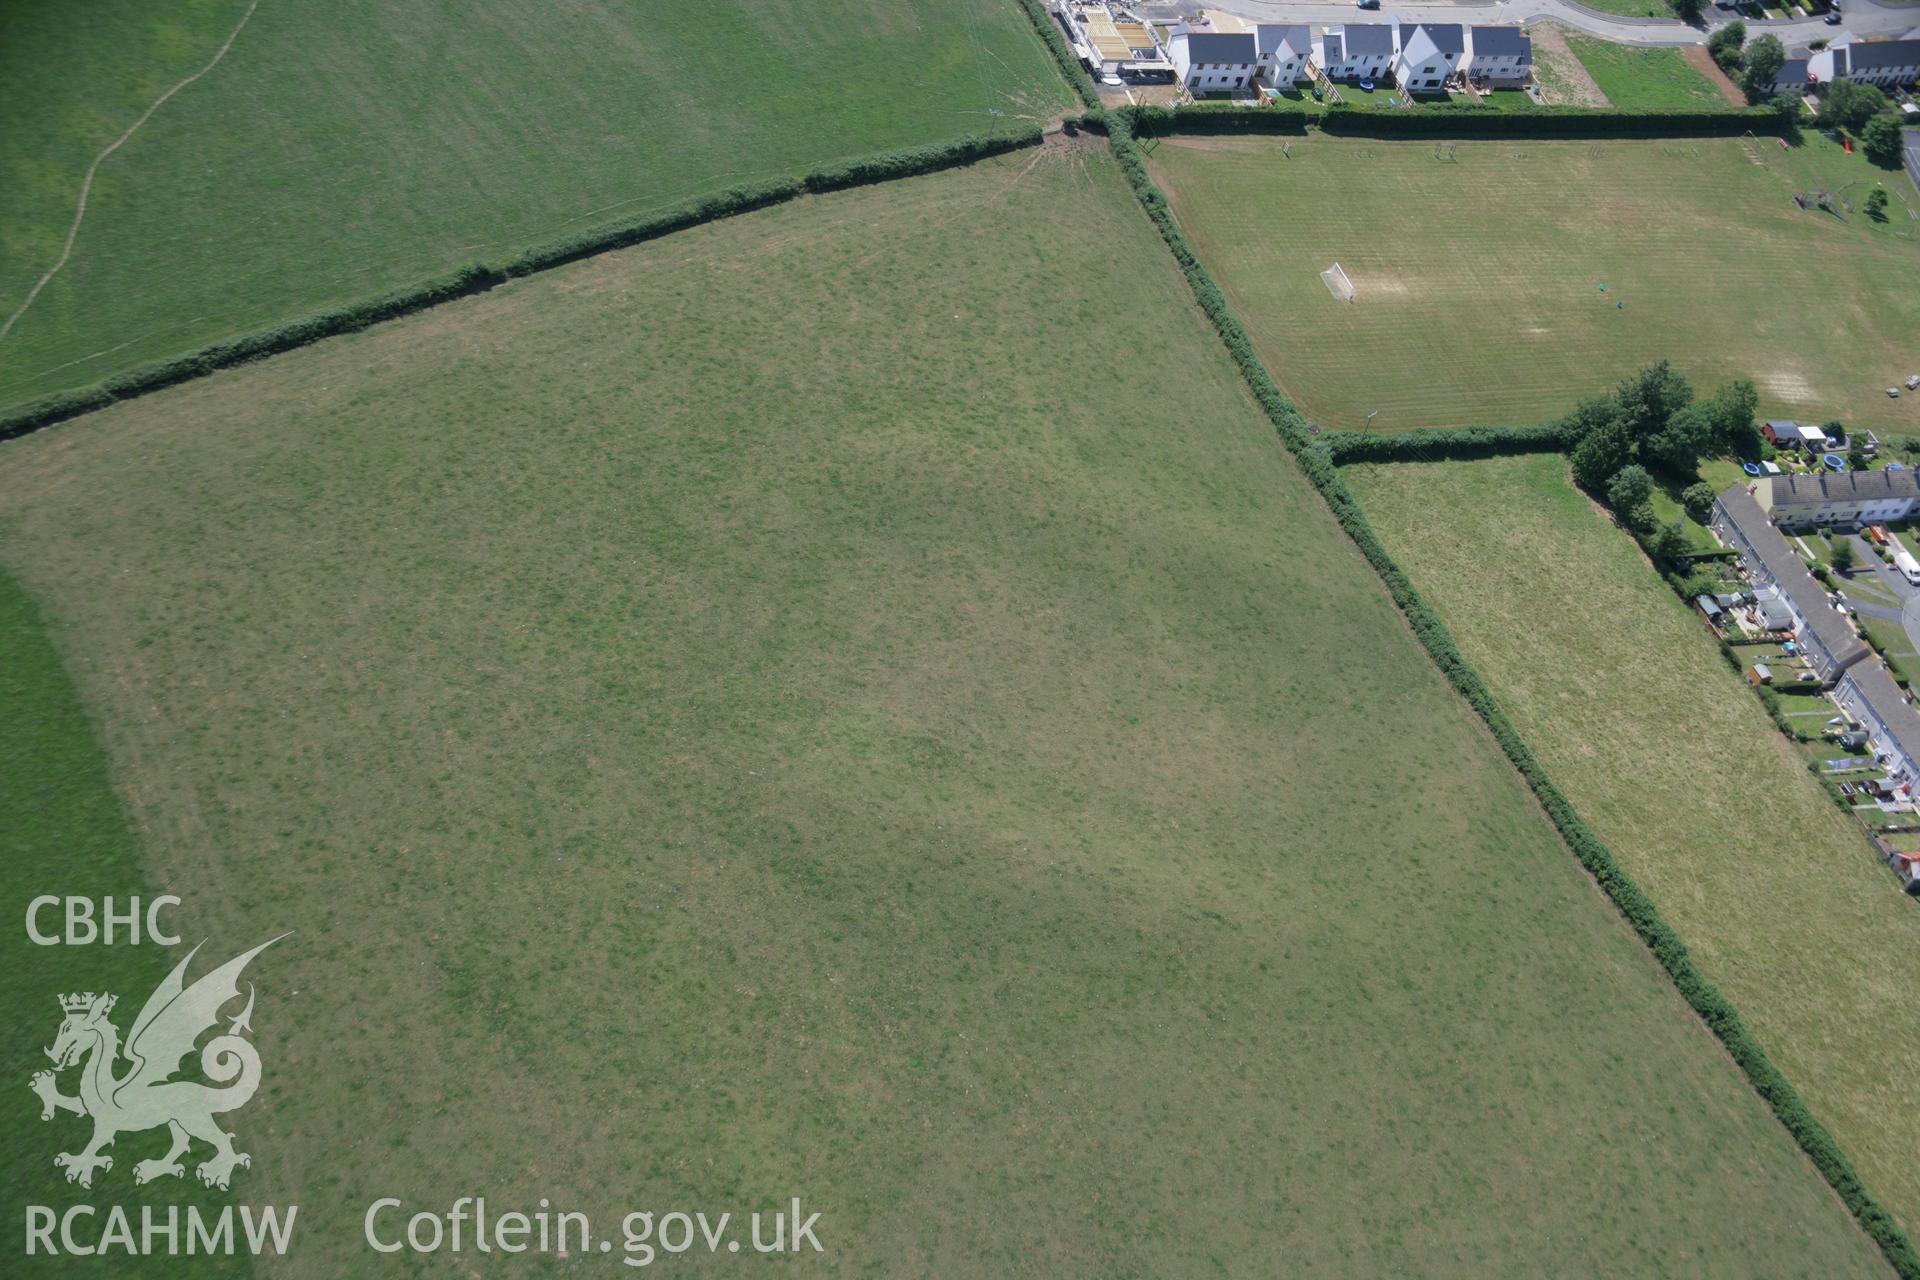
<box><xmin>0</xmin><ymin>0</ymin><xmax>260</xmax><ymax>348</ymax></box>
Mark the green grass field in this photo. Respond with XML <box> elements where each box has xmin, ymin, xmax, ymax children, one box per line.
<box><xmin>1148</xmin><ymin>135</ymin><xmax>1920</xmax><ymax>431</ymax></box>
<box><xmin>0</xmin><ymin>570</ymin><xmax>251</xmax><ymax>1278</ymax></box>
<box><xmin>1348</xmin><ymin>451</ymin><xmax>1920</xmax><ymax>1240</ymax></box>
<box><xmin>1567</xmin><ymin>37</ymin><xmax>1728</xmax><ymax>109</ymax></box>
<box><xmin>0</xmin><ymin>0</ymin><xmax>1070</xmax><ymax>414</ymax></box>
<box><xmin>0</xmin><ymin>148</ymin><xmax>1889</xmax><ymax>1275</ymax></box>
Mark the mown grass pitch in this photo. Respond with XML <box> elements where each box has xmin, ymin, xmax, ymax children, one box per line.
<box><xmin>1349</xmin><ymin>451</ymin><xmax>1920</xmax><ymax>1241</ymax></box>
<box><xmin>1149</xmin><ymin>135</ymin><xmax>1920</xmax><ymax>432</ymax></box>
<box><xmin>0</xmin><ymin>148</ymin><xmax>1890</xmax><ymax>1276</ymax></box>
<box><xmin>0</xmin><ymin>0</ymin><xmax>1071</xmax><ymax>413</ymax></box>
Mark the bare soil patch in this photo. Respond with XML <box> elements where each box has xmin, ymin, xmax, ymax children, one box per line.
<box><xmin>1532</xmin><ymin>25</ymin><xmax>1610</xmax><ymax>108</ymax></box>
<box><xmin>1685</xmin><ymin>45</ymin><xmax>1750</xmax><ymax>107</ymax></box>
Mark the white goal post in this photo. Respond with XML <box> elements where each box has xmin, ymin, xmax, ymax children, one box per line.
<box><xmin>1320</xmin><ymin>261</ymin><xmax>1354</xmax><ymax>303</ymax></box>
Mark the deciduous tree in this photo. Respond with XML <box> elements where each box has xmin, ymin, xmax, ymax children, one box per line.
<box><xmin>1651</xmin><ymin>520</ymin><xmax>1693</xmax><ymax>561</ymax></box>
<box><xmin>1742</xmin><ymin>35</ymin><xmax>1786</xmax><ymax>104</ymax></box>
<box><xmin>1616</xmin><ymin>360</ymin><xmax>1693</xmax><ymax>437</ymax></box>
<box><xmin>1863</xmin><ymin>117</ymin><xmax>1902</xmax><ymax>168</ymax></box>
<box><xmin>1608</xmin><ymin>464</ymin><xmax>1656</xmax><ymax>525</ymax></box>
<box><xmin>1708</xmin><ymin>21</ymin><xmax>1746</xmax><ymax>72</ymax></box>
<box><xmin>1682</xmin><ymin>480</ymin><xmax>1718</xmax><ymax>522</ymax></box>
<box><xmin>1570</xmin><ymin>418</ymin><xmax>1634</xmax><ymax>493</ymax></box>
<box><xmin>1815</xmin><ymin>80</ymin><xmax>1886</xmax><ymax>131</ymax></box>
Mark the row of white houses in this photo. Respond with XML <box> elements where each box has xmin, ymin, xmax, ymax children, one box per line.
<box><xmin>1166</xmin><ymin>19</ymin><xmax>1533</xmax><ymax>95</ymax></box>
<box><xmin>1774</xmin><ymin>31</ymin><xmax>1920</xmax><ymax>95</ymax></box>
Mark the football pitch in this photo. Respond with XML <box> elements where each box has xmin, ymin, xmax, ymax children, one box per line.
<box><xmin>0</xmin><ymin>0</ymin><xmax>1071</xmax><ymax>414</ymax></box>
<box><xmin>1148</xmin><ymin>134</ymin><xmax>1920</xmax><ymax>432</ymax></box>
<box><xmin>0</xmin><ymin>148</ymin><xmax>1887</xmax><ymax>1276</ymax></box>
<box><xmin>1347</xmin><ymin>451</ymin><xmax>1920</xmax><ymax>1241</ymax></box>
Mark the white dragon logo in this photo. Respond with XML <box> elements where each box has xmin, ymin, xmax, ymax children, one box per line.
<box><xmin>29</xmin><ymin>936</ymin><xmax>285</xmax><ymax>1190</ymax></box>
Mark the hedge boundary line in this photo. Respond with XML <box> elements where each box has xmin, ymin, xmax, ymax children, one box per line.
<box><xmin>0</xmin><ymin>130</ymin><xmax>1042</xmax><ymax>443</ymax></box>
<box><xmin>1118</xmin><ymin>101</ymin><xmax>1791</xmax><ymax>140</ymax></box>
<box><xmin>1319</xmin><ymin>422</ymin><xmax>1572</xmax><ymax>465</ymax></box>
<box><xmin>1014</xmin><ymin>0</ymin><xmax>1101</xmax><ymax>110</ymax></box>
<box><xmin>1099</xmin><ymin>105</ymin><xmax>1920</xmax><ymax>1277</ymax></box>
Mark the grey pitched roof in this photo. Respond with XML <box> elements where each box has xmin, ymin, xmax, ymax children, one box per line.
<box><xmin>1255</xmin><ymin>23</ymin><xmax>1310</xmax><ymax>59</ymax></box>
<box><xmin>1471</xmin><ymin>26</ymin><xmax>1530</xmax><ymax>56</ymax></box>
<box><xmin>1767</xmin><ymin>470</ymin><xmax>1920</xmax><ymax>506</ymax></box>
<box><xmin>1716</xmin><ymin>484</ymin><xmax>1870</xmax><ymax>670</ymax></box>
<box><xmin>1183</xmin><ymin>31</ymin><xmax>1257</xmax><ymax>63</ymax></box>
<box><xmin>1841</xmin><ymin>660</ymin><xmax>1920</xmax><ymax>772</ymax></box>
<box><xmin>1833</xmin><ymin>46</ymin><xmax>1849</xmax><ymax>77</ymax></box>
<box><xmin>1322</xmin><ymin>30</ymin><xmax>1344</xmax><ymax>63</ymax></box>
<box><xmin>1777</xmin><ymin>57</ymin><xmax>1809</xmax><ymax>84</ymax></box>
<box><xmin>1416</xmin><ymin>23</ymin><xmax>1465</xmax><ymax>54</ymax></box>
<box><xmin>1342</xmin><ymin>22</ymin><xmax>1394</xmax><ymax>54</ymax></box>
<box><xmin>1843</xmin><ymin>37</ymin><xmax>1920</xmax><ymax>70</ymax></box>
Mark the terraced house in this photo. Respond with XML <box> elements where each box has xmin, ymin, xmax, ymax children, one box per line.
<box><xmin>1711</xmin><ymin>484</ymin><xmax>1870</xmax><ymax>683</ymax></box>
<box><xmin>1810</xmin><ymin>34</ymin><xmax>1920</xmax><ymax>89</ymax></box>
<box><xmin>1833</xmin><ymin>661</ymin><xmax>1920</xmax><ymax>798</ymax></box>
<box><xmin>1758</xmin><ymin>470</ymin><xmax>1920</xmax><ymax>530</ymax></box>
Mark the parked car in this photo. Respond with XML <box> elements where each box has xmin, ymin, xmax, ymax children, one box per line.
<box><xmin>1826</xmin><ymin>10</ymin><xmax>1842</xmax><ymax>23</ymax></box>
<box><xmin>1356</xmin><ymin>0</ymin><xmax>1381</xmax><ymax>9</ymax></box>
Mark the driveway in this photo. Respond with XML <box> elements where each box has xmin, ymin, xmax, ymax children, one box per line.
<box><xmin>1827</xmin><ymin>532</ymin><xmax>1920</xmax><ymax>650</ymax></box>
<box><xmin>1140</xmin><ymin>0</ymin><xmax>1920</xmax><ymax>52</ymax></box>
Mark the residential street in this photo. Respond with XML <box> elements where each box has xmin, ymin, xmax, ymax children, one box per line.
<box><xmin>1140</xmin><ymin>0</ymin><xmax>1920</xmax><ymax>51</ymax></box>
<box><xmin>1823</xmin><ymin>531</ymin><xmax>1920</xmax><ymax>653</ymax></box>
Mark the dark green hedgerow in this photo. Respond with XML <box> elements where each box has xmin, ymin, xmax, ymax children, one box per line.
<box><xmin>1120</xmin><ymin>104</ymin><xmax>1313</xmax><ymax>135</ymax></box>
<box><xmin>1116</xmin><ymin>102</ymin><xmax>1786</xmax><ymax>140</ymax></box>
<box><xmin>1013</xmin><ymin>0</ymin><xmax>1100</xmax><ymax>110</ymax></box>
<box><xmin>0</xmin><ymin>130</ymin><xmax>1040</xmax><ymax>443</ymax></box>
<box><xmin>1101</xmin><ymin>107</ymin><xmax>1920</xmax><ymax>1279</ymax></box>
<box><xmin>1319</xmin><ymin>102</ymin><xmax>1785</xmax><ymax>138</ymax></box>
<box><xmin>1320</xmin><ymin>422</ymin><xmax>1573</xmax><ymax>465</ymax></box>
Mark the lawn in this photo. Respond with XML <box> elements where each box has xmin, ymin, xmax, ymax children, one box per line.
<box><xmin>1860</xmin><ymin>613</ymin><xmax>1920</xmax><ymax>687</ymax></box>
<box><xmin>1148</xmin><ymin>134</ymin><xmax>1920</xmax><ymax>431</ymax></box>
<box><xmin>0</xmin><ymin>147</ymin><xmax>1890</xmax><ymax>1276</ymax></box>
<box><xmin>0</xmin><ymin>0</ymin><xmax>1071</xmax><ymax>414</ymax></box>
<box><xmin>1566</xmin><ymin>37</ymin><xmax>1730</xmax><ymax>110</ymax></box>
<box><xmin>1348</xmin><ymin>451</ymin><xmax>1920</xmax><ymax>1239</ymax></box>
<box><xmin>1574</xmin><ymin>0</ymin><xmax>1674</xmax><ymax>14</ymax></box>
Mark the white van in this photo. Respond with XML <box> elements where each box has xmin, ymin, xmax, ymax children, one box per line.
<box><xmin>1894</xmin><ymin>548</ymin><xmax>1920</xmax><ymax>586</ymax></box>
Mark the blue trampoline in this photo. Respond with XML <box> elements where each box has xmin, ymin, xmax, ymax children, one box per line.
<box><xmin>1824</xmin><ymin>453</ymin><xmax>1845</xmax><ymax>471</ymax></box>
<box><xmin>1742</xmin><ymin>462</ymin><xmax>1762</xmax><ymax>476</ymax></box>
